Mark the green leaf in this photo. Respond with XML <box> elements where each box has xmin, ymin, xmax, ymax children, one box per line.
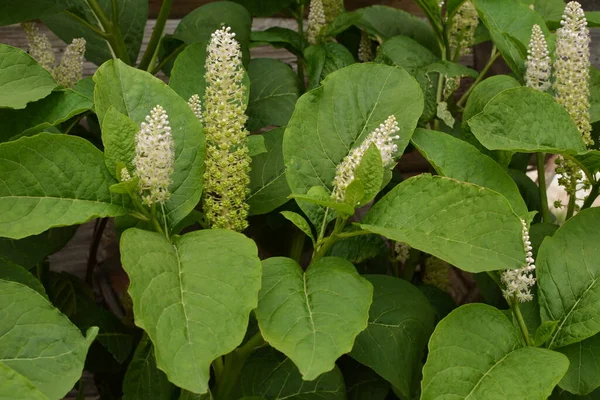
<box><xmin>537</xmin><ymin>208</ymin><xmax>600</xmax><ymax>349</ymax></box>
<box><xmin>376</xmin><ymin>35</ymin><xmax>439</xmax><ymax>75</ymax></box>
<box><xmin>590</xmin><ymin>66</ymin><xmax>600</xmax><ymax>124</ymax></box>
<box><xmin>354</xmin><ymin>144</ymin><xmax>384</xmax><ymax>206</ymax></box>
<box><xmin>557</xmin><ymin>333</ymin><xmax>600</xmax><ymax>395</ymax></box>
<box><xmin>0</xmin><ymin>0</ymin><xmax>68</xmax><ymax>26</ymax></box>
<box><xmin>0</xmin><ymin>279</ymin><xmax>98</xmax><ymax>399</ymax></box>
<box><xmin>122</xmin><ymin>334</ymin><xmax>178</xmax><ymax>400</ymax></box>
<box><xmin>290</xmin><ymin>187</ymin><xmax>355</xmax><ymax>216</ymax></box>
<box><xmin>361</xmin><ymin>174</ymin><xmax>526</xmax><ymax>273</ymax></box>
<box><xmin>101</xmin><ymin>107</ymin><xmax>138</xmax><ymax>179</ymax></box>
<box><xmin>423</xmin><ymin>60</ymin><xmax>478</xmax><ymax>79</ymax></box>
<box><xmin>284</xmin><ymin>63</ymin><xmax>423</xmax><ymax>226</ymax></box>
<box><xmin>235</xmin><ymin>347</ymin><xmax>346</xmax><ymax>399</ymax></box>
<box><xmin>0</xmin><ymin>259</ymin><xmax>47</xmax><ymax>297</ymax></box>
<box><xmin>473</xmin><ymin>0</ymin><xmax>551</xmax><ymax>77</ymax></box>
<box><xmin>350</xmin><ymin>275</ymin><xmax>435</xmax><ymax>398</ymax></box>
<box><xmin>247</xmin><ymin>58</ymin><xmax>300</xmax><ymax>132</ymax></box>
<box><xmin>519</xmin><ymin>0</ymin><xmax>565</xmax><ymax>24</ymax></box>
<box><xmin>0</xmin><ymin>226</ymin><xmax>75</xmax><ymax>268</ymax></box>
<box><xmin>418</xmin><ymin>285</ymin><xmax>457</xmax><ymax>322</ymax></box>
<box><xmin>250</xmin><ymin>27</ymin><xmax>306</xmax><ymax>57</ymax></box>
<box><xmin>304</xmin><ymin>43</ymin><xmax>355</xmax><ymax>90</ymax></box>
<box><xmin>0</xmin><ymin>133</ymin><xmax>126</xmax><ymax>239</ymax></box>
<box><xmin>120</xmin><ymin>228</ymin><xmax>262</xmax><ymax>394</ymax></box>
<box><xmin>232</xmin><ymin>0</ymin><xmax>295</xmax><ymax>17</ymax></box>
<box><xmin>574</xmin><ymin>150</ymin><xmax>600</xmax><ymax>181</ymax></box>
<box><xmin>0</xmin><ymin>44</ymin><xmax>57</xmax><ymax>109</ymax></box>
<box><xmin>281</xmin><ymin>211</ymin><xmax>315</xmax><ymax>245</ymax></box>
<box><xmin>180</xmin><ymin>390</ymin><xmax>212</xmax><ymax>400</ymax></box>
<box><xmin>247</xmin><ymin>134</ymin><xmax>266</xmax><ymax>157</ymax></box>
<box><xmin>468</xmin><ymin>87</ymin><xmax>586</xmax><ymax>154</ymax></box>
<box><xmin>421</xmin><ymin>303</ymin><xmax>569</xmax><ymax>400</ymax></box>
<box><xmin>0</xmin><ymin>361</ymin><xmax>49</xmax><ymax>400</ymax></box>
<box><xmin>93</xmin><ymin>59</ymin><xmax>205</xmax><ymax>228</ymax></box>
<box><xmin>43</xmin><ymin>0</ymin><xmax>148</xmax><ymax>66</ymax></box>
<box><xmin>255</xmin><ymin>256</ymin><xmax>373</xmax><ymax>380</ymax></box>
<box><xmin>173</xmin><ymin>1</ymin><xmax>252</xmax><ymax>65</ymax></box>
<box><xmin>535</xmin><ymin>320</ymin><xmax>559</xmax><ymax>347</ymax></box>
<box><xmin>412</xmin><ymin>128</ymin><xmax>529</xmax><ymax>217</ymax></box>
<box><xmin>341</xmin><ymin>359</ymin><xmax>390</xmax><ymax>400</ymax></box>
<box><xmin>247</xmin><ymin>127</ymin><xmax>290</xmax><ymax>215</ymax></box>
<box><xmin>328</xmin><ymin>232</ymin><xmax>387</xmax><ymax>264</ymax></box>
<box><xmin>462</xmin><ymin>75</ymin><xmax>521</xmax><ymax>124</ymax></box>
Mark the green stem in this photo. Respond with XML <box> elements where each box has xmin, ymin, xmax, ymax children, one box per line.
<box><xmin>151</xmin><ymin>43</ymin><xmax>186</xmax><ymax>75</ymax></box>
<box><xmin>138</xmin><ymin>0</ymin><xmax>173</xmax><ymax>71</ymax></box>
<box><xmin>64</xmin><ymin>11</ymin><xmax>108</xmax><ymax>38</ymax></box>
<box><xmin>511</xmin><ymin>299</ymin><xmax>534</xmax><ymax>346</ymax></box>
<box><xmin>456</xmin><ymin>46</ymin><xmax>499</xmax><ymax>108</ymax></box>
<box><xmin>536</xmin><ymin>153</ymin><xmax>552</xmax><ymax>223</ymax></box>
<box><xmin>566</xmin><ymin>186</ymin><xmax>577</xmax><ymax>220</ymax></box>
<box><xmin>85</xmin><ymin>217</ymin><xmax>108</xmax><ymax>285</ymax></box>
<box><xmin>150</xmin><ymin>203</ymin><xmax>165</xmax><ymax>235</ymax></box>
<box><xmin>401</xmin><ymin>250</ymin><xmax>419</xmax><ymax>281</ymax></box>
<box><xmin>214</xmin><ymin>332</ymin><xmax>265</xmax><ymax>400</ymax></box>
<box><xmin>317</xmin><ymin>208</ymin><xmax>330</xmax><ymax>244</ymax></box>
<box><xmin>76</xmin><ymin>379</ymin><xmax>85</xmax><ymax>400</ymax></box>
<box><xmin>212</xmin><ymin>356</ymin><xmax>224</xmax><ymax>381</ymax></box>
<box><xmin>433</xmin><ymin>44</ymin><xmax>447</xmax><ymax>131</ymax></box>
<box><xmin>581</xmin><ymin>182</ymin><xmax>600</xmax><ymax>211</ymax></box>
<box><xmin>86</xmin><ymin>0</ymin><xmax>132</xmax><ymax>64</ymax></box>
<box><xmin>289</xmin><ymin>229</ymin><xmax>306</xmax><ymax>263</ymax></box>
<box><xmin>111</xmin><ymin>0</ymin><xmax>119</xmax><ymax>25</ymax></box>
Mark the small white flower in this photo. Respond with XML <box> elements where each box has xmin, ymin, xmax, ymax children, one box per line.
<box><xmin>120</xmin><ymin>167</ymin><xmax>131</xmax><ymax>182</ymax></box>
<box><xmin>307</xmin><ymin>0</ymin><xmax>327</xmax><ymax>45</ymax></box>
<box><xmin>21</xmin><ymin>22</ymin><xmax>56</xmax><ymax>71</ymax></box>
<box><xmin>188</xmin><ymin>94</ymin><xmax>203</xmax><ymax>122</ymax></box>
<box><xmin>502</xmin><ymin>219</ymin><xmax>536</xmax><ymax>303</ymax></box>
<box><xmin>134</xmin><ymin>105</ymin><xmax>175</xmax><ymax>206</ymax></box>
<box><xmin>332</xmin><ymin>115</ymin><xmax>400</xmax><ymax>202</ymax></box>
<box><xmin>525</xmin><ymin>24</ymin><xmax>551</xmax><ymax>92</ymax></box>
<box><xmin>358</xmin><ymin>31</ymin><xmax>373</xmax><ymax>62</ymax></box>
<box><xmin>53</xmin><ymin>38</ymin><xmax>86</xmax><ymax>88</ymax></box>
<box><xmin>449</xmin><ymin>1</ymin><xmax>478</xmax><ymax>56</ymax></box>
<box><xmin>394</xmin><ymin>242</ymin><xmax>411</xmax><ymax>264</ymax></box>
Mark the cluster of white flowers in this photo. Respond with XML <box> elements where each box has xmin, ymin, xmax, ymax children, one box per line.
<box><xmin>307</xmin><ymin>0</ymin><xmax>326</xmax><ymax>45</ymax></box>
<box><xmin>502</xmin><ymin>219</ymin><xmax>536</xmax><ymax>303</ymax></box>
<box><xmin>332</xmin><ymin>115</ymin><xmax>400</xmax><ymax>202</ymax></box>
<box><xmin>120</xmin><ymin>167</ymin><xmax>132</xmax><ymax>183</ymax></box>
<box><xmin>449</xmin><ymin>1</ymin><xmax>478</xmax><ymax>56</ymax></box>
<box><xmin>525</xmin><ymin>24</ymin><xmax>551</xmax><ymax>92</ymax></box>
<box><xmin>188</xmin><ymin>94</ymin><xmax>203</xmax><ymax>122</ymax></box>
<box><xmin>21</xmin><ymin>22</ymin><xmax>86</xmax><ymax>88</ymax></box>
<box><xmin>358</xmin><ymin>31</ymin><xmax>373</xmax><ymax>62</ymax></box>
<box><xmin>394</xmin><ymin>242</ymin><xmax>411</xmax><ymax>264</ymax></box>
<box><xmin>203</xmin><ymin>26</ymin><xmax>251</xmax><ymax>232</ymax></box>
<box><xmin>134</xmin><ymin>105</ymin><xmax>175</xmax><ymax>206</ymax></box>
<box><xmin>554</xmin><ymin>1</ymin><xmax>592</xmax><ymax>146</ymax></box>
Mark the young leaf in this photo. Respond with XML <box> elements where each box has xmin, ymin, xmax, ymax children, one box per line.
<box><xmin>93</xmin><ymin>59</ymin><xmax>204</xmax><ymax>228</ymax></box>
<box><xmin>0</xmin><ymin>133</ymin><xmax>127</xmax><ymax>239</ymax></box>
<box><xmin>247</xmin><ymin>127</ymin><xmax>290</xmax><ymax>215</ymax></box>
<box><xmin>557</xmin><ymin>333</ymin><xmax>600</xmax><ymax>395</ymax></box>
<box><xmin>411</xmin><ymin>128</ymin><xmax>529</xmax><ymax>217</ymax></box>
<box><xmin>468</xmin><ymin>87</ymin><xmax>587</xmax><ymax>154</ymax></box>
<box><xmin>281</xmin><ymin>211</ymin><xmax>316</xmax><ymax>245</ymax></box>
<box><xmin>304</xmin><ymin>43</ymin><xmax>355</xmax><ymax>90</ymax></box>
<box><xmin>421</xmin><ymin>304</ymin><xmax>569</xmax><ymax>400</ymax></box>
<box><xmin>354</xmin><ymin>144</ymin><xmax>384</xmax><ymax>206</ymax></box>
<box><xmin>255</xmin><ymin>256</ymin><xmax>373</xmax><ymax>380</ymax></box>
<box><xmin>101</xmin><ymin>107</ymin><xmax>138</xmax><ymax>179</ymax></box>
<box><xmin>0</xmin><ymin>44</ymin><xmax>57</xmax><ymax>109</ymax></box>
<box><xmin>122</xmin><ymin>334</ymin><xmax>178</xmax><ymax>400</ymax></box>
<box><xmin>120</xmin><ymin>228</ymin><xmax>262</xmax><ymax>394</ymax></box>
<box><xmin>290</xmin><ymin>186</ymin><xmax>355</xmax><ymax>216</ymax></box>
<box><xmin>0</xmin><ymin>279</ymin><xmax>98</xmax><ymax>399</ymax></box>
<box><xmin>350</xmin><ymin>275</ymin><xmax>435</xmax><ymax>398</ymax></box>
<box><xmin>361</xmin><ymin>174</ymin><xmax>526</xmax><ymax>273</ymax></box>
<box><xmin>234</xmin><ymin>347</ymin><xmax>346</xmax><ymax>399</ymax></box>
<box><xmin>0</xmin><ymin>259</ymin><xmax>47</xmax><ymax>298</ymax></box>
<box><xmin>284</xmin><ymin>63</ymin><xmax>423</xmax><ymax>226</ymax></box>
<box><xmin>537</xmin><ymin>208</ymin><xmax>600</xmax><ymax>349</ymax></box>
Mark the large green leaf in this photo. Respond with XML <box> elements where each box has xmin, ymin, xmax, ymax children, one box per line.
<box><xmin>0</xmin><ymin>226</ymin><xmax>75</xmax><ymax>268</ymax></box>
<box><xmin>590</xmin><ymin>66</ymin><xmax>600</xmax><ymax>124</ymax></box>
<box><xmin>421</xmin><ymin>304</ymin><xmax>569</xmax><ymax>400</ymax></box>
<box><xmin>0</xmin><ymin>259</ymin><xmax>47</xmax><ymax>297</ymax></box>
<box><xmin>304</xmin><ymin>43</ymin><xmax>355</xmax><ymax>90</ymax></box>
<box><xmin>120</xmin><ymin>228</ymin><xmax>262</xmax><ymax>394</ymax></box>
<box><xmin>0</xmin><ymin>0</ymin><xmax>68</xmax><ymax>26</ymax></box>
<box><xmin>462</xmin><ymin>75</ymin><xmax>521</xmax><ymax>124</ymax></box>
<box><xmin>122</xmin><ymin>334</ymin><xmax>178</xmax><ymax>400</ymax></box>
<box><xmin>169</xmin><ymin>42</ymin><xmax>208</xmax><ymax>102</ymax></box>
<box><xmin>361</xmin><ymin>174</ymin><xmax>526</xmax><ymax>273</ymax></box>
<box><xmin>412</xmin><ymin>128</ymin><xmax>528</xmax><ymax>217</ymax></box>
<box><xmin>468</xmin><ymin>87</ymin><xmax>586</xmax><ymax>154</ymax></box>
<box><xmin>247</xmin><ymin>128</ymin><xmax>290</xmax><ymax>215</ymax></box>
<box><xmin>255</xmin><ymin>256</ymin><xmax>372</xmax><ymax>380</ymax></box>
<box><xmin>0</xmin><ymin>279</ymin><xmax>98</xmax><ymax>400</ymax></box>
<box><xmin>376</xmin><ymin>35</ymin><xmax>439</xmax><ymax>75</ymax></box>
<box><xmin>234</xmin><ymin>347</ymin><xmax>346</xmax><ymax>399</ymax></box>
<box><xmin>93</xmin><ymin>59</ymin><xmax>204</xmax><ymax>227</ymax></box>
<box><xmin>246</xmin><ymin>58</ymin><xmax>300</xmax><ymax>132</ymax></box>
<box><xmin>349</xmin><ymin>275</ymin><xmax>435</xmax><ymax>398</ymax></box>
<box><xmin>284</xmin><ymin>63</ymin><xmax>423</xmax><ymax>226</ymax></box>
<box><xmin>101</xmin><ymin>106</ymin><xmax>137</xmax><ymax>178</ymax></box>
<box><xmin>43</xmin><ymin>0</ymin><xmax>148</xmax><ymax>66</ymax></box>
<box><xmin>538</xmin><ymin>208</ymin><xmax>600</xmax><ymax>349</ymax></box>
<box><xmin>0</xmin><ymin>45</ymin><xmax>57</xmax><ymax>109</ymax></box>
<box><xmin>0</xmin><ymin>133</ymin><xmax>126</xmax><ymax>239</ymax></box>
<box><xmin>473</xmin><ymin>0</ymin><xmax>551</xmax><ymax>77</ymax></box>
<box><xmin>557</xmin><ymin>333</ymin><xmax>600</xmax><ymax>395</ymax></box>
<box><xmin>251</xmin><ymin>27</ymin><xmax>306</xmax><ymax>58</ymax></box>
<box><xmin>173</xmin><ymin>1</ymin><xmax>252</xmax><ymax>65</ymax></box>
<box><xmin>0</xmin><ymin>89</ymin><xmax>92</xmax><ymax>143</ymax></box>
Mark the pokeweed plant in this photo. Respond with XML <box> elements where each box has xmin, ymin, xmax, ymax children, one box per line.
<box><xmin>1</xmin><ymin>0</ymin><xmax>600</xmax><ymax>399</ymax></box>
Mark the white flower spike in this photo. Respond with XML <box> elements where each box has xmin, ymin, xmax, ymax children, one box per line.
<box><xmin>188</xmin><ymin>94</ymin><xmax>203</xmax><ymax>122</ymax></box>
<box><xmin>53</xmin><ymin>38</ymin><xmax>86</xmax><ymax>88</ymax></box>
<box><xmin>307</xmin><ymin>0</ymin><xmax>327</xmax><ymax>45</ymax></box>
<box><xmin>525</xmin><ymin>24</ymin><xmax>551</xmax><ymax>92</ymax></box>
<box><xmin>449</xmin><ymin>1</ymin><xmax>478</xmax><ymax>56</ymax></box>
<box><xmin>134</xmin><ymin>105</ymin><xmax>175</xmax><ymax>206</ymax></box>
<box><xmin>21</xmin><ymin>22</ymin><xmax>56</xmax><ymax>71</ymax></box>
<box><xmin>502</xmin><ymin>219</ymin><xmax>536</xmax><ymax>303</ymax></box>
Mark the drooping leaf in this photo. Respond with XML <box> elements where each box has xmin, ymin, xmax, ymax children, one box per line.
<box><xmin>468</xmin><ymin>87</ymin><xmax>586</xmax><ymax>154</ymax></box>
<box><xmin>376</xmin><ymin>35</ymin><xmax>439</xmax><ymax>75</ymax></box>
<box><xmin>0</xmin><ymin>133</ymin><xmax>126</xmax><ymax>239</ymax></box>
<box><xmin>250</xmin><ymin>27</ymin><xmax>306</xmax><ymax>57</ymax></box>
<box><xmin>422</xmin><ymin>60</ymin><xmax>478</xmax><ymax>79</ymax></box>
<box><xmin>0</xmin><ymin>279</ymin><xmax>98</xmax><ymax>399</ymax></box>
<box><xmin>0</xmin><ymin>259</ymin><xmax>47</xmax><ymax>297</ymax></box>
<box><xmin>93</xmin><ymin>59</ymin><xmax>204</xmax><ymax>228</ymax></box>
<box><xmin>421</xmin><ymin>304</ymin><xmax>569</xmax><ymax>400</ymax></box>
<box><xmin>462</xmin><ymin>75</ymin><xmax>521</xmax><ymax>124</ymax></box>
<box><xmin>284</xmin><ymin>63</ymin><xmax>423</xmax><ymax>226</ymax></box>
<box><xmin>350</xmin><ymin>275</ymin><xmax>435</xmax><ymax>398</ymax></box>
<box><xmin>122</xmin><ymin>334</ymin><xmax>178</xmax><ymax>400</ymax></box>
<box><xmin>0</xmin><ymin>0</ymin><xmax>68</xmax><ymax>26</ymax></box>
<box><xmin>304</xmin><ymin>42</ymin><xmax>355</xmax><ymax>90</ymax></box>
<box><xmin>412</xmin><ymin>128</ymin><xmax>528</xmax><ymax>217</ymax></box>
<box><xmin>234</xmin><ymin>347</ymin><xmax>346</xmax><ymax>399</ymax></box>
<box><xmin>0</xmin><ymin>226</ymin><xmax>76</xmax><ymax>268</ymax></box>
<box><xmin>557</xmin><ymin>333</ymin><xmax>600</xmax><ymax>395</ymax></box>
<box><xmin>120</xmin><ymin>228</ymin><xmax>262</xmax><ymax>394</ymax></box>
<box><xmin>280</xmin><ymin>211</ymin><xmax>315</xmax><ymax>245</ymax></box>
<box><xmin>255</xmin><ymin>256</ymin><xmax>373</xmax><ymax>380</ymax></box>
<box><xmin>0</xmin><ymin>44</ymin><xmax>57</xmax><ymax>109</ymax></box>
<box><xmin>247</xmin><ymin>127</ymin><xmax>290</xmax><ymax>215</ymax></box>
<box><xmin>537</xmin><ymin>208</ymin><xmax>600</xmax><ymax>349</ymax></box>
<box><xmin>361</xmin><ymin>174</ymin><xmax>526</xmax><ymax>273</ymax></box>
